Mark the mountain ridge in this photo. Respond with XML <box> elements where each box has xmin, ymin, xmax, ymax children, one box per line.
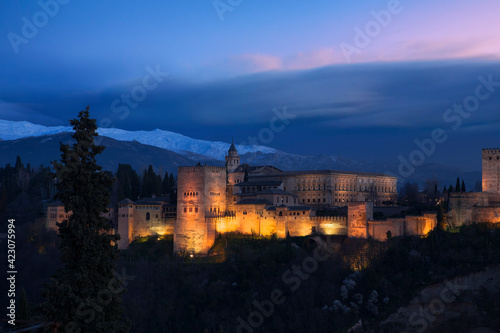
<box><xmin>0</xmin><ymin>119</ymin><xmax>481</xmax><ymax>187</ymax></box>
<box><xmin>0</xmin><ymin>119</ymin><xmax>276</xmax><ymax>159</ymax></box>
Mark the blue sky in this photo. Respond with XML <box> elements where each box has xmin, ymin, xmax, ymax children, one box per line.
<box><xmin>1</xmin><ymin>0</ymin><xmax>500</xmax><ymax>171</ymax></box>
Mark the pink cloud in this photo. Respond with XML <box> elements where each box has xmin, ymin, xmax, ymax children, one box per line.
<box><xmin>225</xmin><ymin>48</ymin><xmax>342</xmax><ymax>75</ymax></box>
<box><xmin>369</xmin><ymin>37</ymin><xmax>500</xmax><ymax>64</ymax></box>
<box><xmin>284</xmin><ymin>48</ymin><xmax>341</xmax><ymax>70</ymax></box>
<box><xmin>227</xmin><ymin>53</ymin><xmax>282</xmax><ymax>73</ymax></box>
<box><xmin>214</xmin><ymin>35</ymin><xmax>500</xmax><ymax>78</ymax></box>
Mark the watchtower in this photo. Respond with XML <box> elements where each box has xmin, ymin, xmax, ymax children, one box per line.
<box><xmin>482</xmin><ymin>148</ymin><xmax>500</xmax><ymax>193</ymax></box>
<box><xmin>174</xmin><ymin>165</ymin><xmax>227</xmax><ymax>254</ymax></box>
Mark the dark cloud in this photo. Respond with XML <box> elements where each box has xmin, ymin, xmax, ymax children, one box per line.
<box><xmin>1</xmin><ymin>60</ymin><xmax>500</xmax><ymax>171</ymax></box>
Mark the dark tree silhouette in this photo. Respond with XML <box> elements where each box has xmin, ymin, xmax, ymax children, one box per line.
<box><xmin>162</xmin><ymin>171</ymin><xmax>171</xmax><ymax>195</ymax></box>
<box><xmin>116</xmin><ymin>164</ymin><xmax>141</xmax><ymax>201</ymax></box>
<box><xmin>42</xmin><ymin>107</ymin><xmax>129</xmax><ymax>332</ymax></box>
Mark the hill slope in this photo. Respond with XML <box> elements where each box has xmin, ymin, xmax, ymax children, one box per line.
<box><xmin>0</xmin><ymin>132</ymin><xmax>220</xmax><ymax>174</ymax></box>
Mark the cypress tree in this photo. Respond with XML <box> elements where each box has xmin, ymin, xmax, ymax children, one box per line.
<box><xmin>141</xmin><ymin>169</ymin><xmax>150</xmax><ymax>198</ymax></box>
<box><xmin>116</xmin><ymin>164</ymin><xmax>140</xmax><ymax>201</ymax></box>
<box><xmin>455</xmin><ymin>177</ymin><xmax>461</xmax><ymax>192</ymax></box>
<box><xmin>162</xmin><ymin>171</ymin><xmax>171</xmax><ymax>195</ymax></box>
<box><xmin>461</xmin><ymin>180</ymin><xmax>466</xmax><ymax>192</ymax></box>
<box><xmin>169</xmin><ymin>173</ymin><xmax>175</xmax><ymax>190</ymax></box>
<box><xmin>154</xmin><ymin>173</ymin><xmax>162</xmax><ymax>197</ymax></box>
<box><xmin>15</xmin><ymin>155</ymin><xmax>23</xmax><ymax>170</ymax></box>
<box><xmin>42</xmin><ymin>107</ymin><xmax>128</xmax><ymax>332</ymax></box>
<box><xmin>130</xmin><ymin>169</ymin><xmax>140</xmax><ymax>200</ymax></box>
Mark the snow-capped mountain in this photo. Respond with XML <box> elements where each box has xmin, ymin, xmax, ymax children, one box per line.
<box><xmin>0</xmin><ymin>120</ymin><xmax>73</xmax><ymax>140</ymax></box>
<box><xmin>0</xmin><ymin>119</ymin><xmax>276</xmax><ymax>160</ymax></box>
<box><xmin>0</xmin><ymin>119</ymin><xmax>482</xmax><ymax>187</ymax></box>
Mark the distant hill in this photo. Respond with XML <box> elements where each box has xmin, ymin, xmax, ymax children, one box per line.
<box><xmin>0</xmin><ymin>132</ymin><xmax>221</xmax><ymax>174</ymax></box>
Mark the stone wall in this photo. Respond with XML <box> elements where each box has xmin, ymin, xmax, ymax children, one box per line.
<box><xmin>448</xmin><ymin>192</ymin><xmax>489</xmax><ymax>227</ymax></box>
<box><xmin>366</xmin><ymin>213</ymin><xmax>437</xmax><ymax>241</ymax></box>
<box><xmin>471</xmin><ymin>206</ymin><xmax>500</xmax><ymax>223</ymax></box>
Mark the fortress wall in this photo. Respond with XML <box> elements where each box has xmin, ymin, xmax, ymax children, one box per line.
<box><xmin>275</xmin><ymin>216</ymin><xmax>287</xmax><ymax>238</ymax></box>
<box><xmin>368</xmin><ymin>220</ymin><xmax>404</xmax><ymax>241</ymax></box>
<box><xmin>286</xmin><ymin>215</ymin><xmax>315</xmax><ymax>236</ymax></box>
<box><xmin>317</xmin><ymin>217</ymin><xmax>348</xmax><ymax>236</ymax></box>
<box><xmin>366</xmin><ymin>213</ymin><xmax>437</xmax><ymax>241</ymax></box>
<box><xmin>237</xmin><ymin>210</ymin><xmax>261</xmax><ymax>235</ymax></box>
<box><xmin>130</xmin><ymin>206</ymin><xmax>163</xmax><ymax>237</ymax></box>
<box><xmin>448</xmin><ymin>192</ymin><xmax>489</xmax><ymax>226</ymax></box>
<box><xmin>148</xmin><ymin>218</ymin><xmax>175</xmax><ymax>236</ymax></box>
<box><xmin>403</xmin><ymin>214</ymin><xmax>436</xmax><ymax>236</ymax></box>
<box><xmin>212</xmin><ymin>215</ymin><xmax>239</xmax><ymax>234</ymax></box>
<box><xmin>472</xmin><ymin>206</ymin><xmax>500</xmax><ymax>223</ymax></box>
<box><xmin>258</xmin><ymin>216</ymin><xmax>276</xmax><ymax>236</ymax></box>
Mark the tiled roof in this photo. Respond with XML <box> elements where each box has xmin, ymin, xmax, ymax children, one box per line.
<box><xmin>257</xmin><ymin>188</ymin><xmax>297</xmax><ymax>196</ymax></box>
<box><xmin>235</xmin><ymin>180</ymin><xmax>282</xmax><ymax>187</ymax></box>
<box><xmin>250</xmin><ymin>170</ymin><xmax>396</xmax><ymax>178</ymax></box>
<box><xmin>118</xmin><ymin>198</ymin><xmax>135</xmax><ymax>205</ymax></box>
<box><xmin>236</xmin><ymin>199</ymin><xmax>272</xmax><ymax>205</ymax></box>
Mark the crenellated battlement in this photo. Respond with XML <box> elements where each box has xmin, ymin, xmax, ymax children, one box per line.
<box><xmin>206</xmin><ymin>214</ymin><xmax>237</xmax><ymax>220</ymax></box>
<box><xmin>482</xmin><ymin>148</ymin><xmax>500</xmax><ymax>156</ymax></box>
<box><xmin>310</xmin><ymin>216</ymin><xmax>347</xmax><ymax>222</ymax></box>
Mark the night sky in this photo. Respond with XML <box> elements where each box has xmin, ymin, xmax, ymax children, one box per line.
<box><xmin>1</xmin><ymin>0</ymin><xmax>500</xmax><ymax>171</ymax></box>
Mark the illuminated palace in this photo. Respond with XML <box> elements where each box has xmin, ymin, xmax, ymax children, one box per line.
<box><xmin>172</xmin><ymin>142</ymin><xmax>435</xmax><ymax>254</ymax></box>
<box><xmin>46</xmin><ymin>142</ymin><xmax>437</xmax><ymax>253</ymax></box>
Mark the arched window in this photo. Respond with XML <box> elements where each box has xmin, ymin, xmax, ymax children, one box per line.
<box><xmin>146</xmin><ymin>212</ymin><xmax>150</xmax><ymax>220</ymax></box>
<box><xmin>279</xmin><ymin>211</ymin><xmax>283</xmax><ymax>216</ymax></box>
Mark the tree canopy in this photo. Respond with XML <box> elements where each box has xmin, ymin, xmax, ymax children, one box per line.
<box><xmin>42</xmin><ymin>107</ymin><xmax>129</xmax><ymax>332</ymax></box>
